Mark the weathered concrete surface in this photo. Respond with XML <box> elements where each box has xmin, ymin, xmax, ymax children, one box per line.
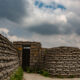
<box><xmin>44</xmin><ymin>47</ymin><xmax>80</xmax><ymax>77</ymax></box>
<box><xmin>0</xmin><ymin>34</ymin><xmax>19</xmax><ymax>80</ymax></box>
<box><xmin>23</xmin><ymin>72</ymin><xmax>80</xmax><ymax>80</ymax></box>
<box><xmin>13</xmin><ymin>41</ymin><xmax>80</xmax><ymax>77</ymax></box>
<box><xmin>13</xmin><ymin>41</ymin><xmax>41</xmax><ymax>69</ymax></box>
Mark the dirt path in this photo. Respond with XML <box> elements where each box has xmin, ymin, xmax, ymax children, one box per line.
<box><xmin>23</xmin><ymin>72</ymin><xmax>80</xmax><ymax>80</ymax></box>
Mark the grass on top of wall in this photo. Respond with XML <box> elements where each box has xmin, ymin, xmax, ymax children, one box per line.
<box><xmin>10</xmin><ymin>67</ymin><xmax>23</xmax><ymax>80</ymax></box>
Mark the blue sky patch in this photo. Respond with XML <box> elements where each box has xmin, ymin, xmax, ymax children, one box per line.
<box><xmin>45</xmin><ymin>5</ymin><xmax>53</xmax><ymax>9</ymax></box>
<box><xmin>39</xmin><ymin>2</ymin><xmax>44</xmax><ymax>8</ymax></box>
<box><xmin>34</xmin><ymin>0</ymin><xmax>66</xmax><ymax>10</ymax></box>
<box><xmin>35</xmin><ymin>1</ymin><xmax>39</xmax><ymax>6</ymax></box>
<box><xmin>57</xmin><ymin>4</ymin><xmax>66</xmax><ymax>10</ymax></box>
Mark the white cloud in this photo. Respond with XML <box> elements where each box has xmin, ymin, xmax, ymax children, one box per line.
<box><xmin>0</xmin><ymin>28</ymin><xmax>9</xmax><ymax>34</ymax></box>
<box><xmin>0</xmin><ymin>0</ymin><xmax>80</xmax><ymax>48</ymax></box>
<box><xmin>30</xmin><ymin>33</ymin><xmax>80</xmax><ymax>48</ymax></box>
<box><xmin>23</xmin><ymin>0</ymin><xmax>80</xmax><ymax>27</ymax></box>
<box><xmin>23</xmin><ymin>4</ymin><xmax>68</xmax><ymax>27</ymax></box>
<box><xmin>1</xmin><ymin>27</ymin><xmax>80</xmax><ymax>48</ymax></box>
<box><xmin>7</xmin><ymin>35</ymin><xmax>27</xmax><ymax>41</ymax></box>
<box><xmin>0</xmin><ymin>27</ymin><xmax>27</xmax><ymax>41</ymax></box>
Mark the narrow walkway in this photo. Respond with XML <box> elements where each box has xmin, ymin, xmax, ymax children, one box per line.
<box><xmin>23</xmin><ymin>72</ymin><xmax>80</xmax><ymax>80</ymax></box>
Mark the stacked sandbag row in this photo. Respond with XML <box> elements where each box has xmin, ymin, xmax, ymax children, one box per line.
<box><xmin>44</xmin><ymin>47</ymin><xmax>80</xmax><ymax>77</ymax></box>
<box><xmin>38</xmin><ymin>48</ymin><xmax>47</xmax><ymax>69</ymax></box>
<box><xmin>0</xmin><ymin>34</ymin><xmax>19</xmax><ymax>80</ymax></box>
<box><xmin>13</xmin><ymin>41</ymin><xmax>42</xmax><ymax>69</ymax></box>
<box><xmin>30</xmin><ymin>42</ymin><xmax>41</xmax><ymax>69</ymax></box>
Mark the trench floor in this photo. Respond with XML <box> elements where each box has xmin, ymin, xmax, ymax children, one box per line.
<box><xmin>23</xmin><ymin>72</ymin><xmax>80</xmax><ymax>80</ymax></box>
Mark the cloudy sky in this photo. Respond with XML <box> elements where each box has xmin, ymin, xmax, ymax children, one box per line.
<box><xmin>0</xmin><ymin>0</ymin><xmax>80</xmax><ymax>48</ymax></box>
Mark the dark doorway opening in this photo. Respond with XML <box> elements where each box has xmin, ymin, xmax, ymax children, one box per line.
<box><xmin>22</xmin><ymin>45</ymin><xmax>30</xmax><ymax>71</ymax></box>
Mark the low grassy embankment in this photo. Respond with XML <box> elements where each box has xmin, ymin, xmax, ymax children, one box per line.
<box><xmin>10</xmin><ymin>67</ymin><xmax>23</xmax><ymax>80</ymax></box>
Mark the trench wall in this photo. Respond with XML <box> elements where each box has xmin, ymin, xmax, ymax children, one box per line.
<box><xmin>13</xmin><ymin>41</ymin><xmax>80</xmax><ymax>77</ymax></box>
<box><xmin>0</xmin><ymin>34</ymin><xmax>19</xmax><ymax>80</ymax></box>
<box><xmin>13</xmin><ymin>42</ymin><xmax>41</xmax><ymax>69</ymax></box>
<box><xmin>44</xmin><ymin>47</ymin><xmax>80</xmax><ymax>77</ymax></box>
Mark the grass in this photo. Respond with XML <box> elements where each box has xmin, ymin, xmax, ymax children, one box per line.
<box><xmin>25</xmin><ymin>67</ymin><xmax>49</xmax><ymax>77</ymax></box>
<box><xmin>68</xmin><ymin>75</ymin><xmax>75</xmax><ymax>78</ymax></box>
<box><xmin>25</xmin><ymin>67</ymin><xmax>75</xmax><ymax>78</ymax></box>
<box><xmin>10</xmin><ymin>67</ymin><xmax>23</xmax><ymax>80</ymax></box>
<box><xmin>55</xmin><ymin>75</ymin><xmax>75</xmax><ymax>78</ymax></box>
<box><xmin>40</xmin><ymin>70</ymin><xmax>49</xmax><ymax>77</ymax></box>
<box><xmin>26</xmin><ymin>67</ymin><xmax>35</xmax><ymax>73</ymax></box>
<box><xmin>55</xmin><ymin>75</ymin><xmax>64</xmax><ymax>78</ymax></box>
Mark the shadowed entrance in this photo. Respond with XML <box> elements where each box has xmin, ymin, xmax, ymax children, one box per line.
<box><xmin>22</xmin><ymin>45</ymin><xmax>30</xmax><ymax>71</ymax></box>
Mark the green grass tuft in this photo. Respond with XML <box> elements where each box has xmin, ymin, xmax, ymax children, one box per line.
<box><xmin>10</xmin><ymin>67</ymin><xmax>23</xmax><ymax>80</ymax></box>
<box><xmin>41</xmin><ymin>70</ymin><xmax>49</xmax><ymax>77</ymax></box>
<box><xmin>68</xmin><ymin>75</ymin><xmax>75</xmax><ymax>78</ymax></box>
<box><xmin>25</xmin><ymin>67</ymin><xmax>49</xmax><ymax>77</ymax></box>
<box><xmin>55</xmin><ymin>75</ymin><xmax>64</xmax><ymax>78</ymax></box>
<box><xmin>26</xmin><ymin>67</ymin><xmax>35</xmax><ymax>73</ymax></box>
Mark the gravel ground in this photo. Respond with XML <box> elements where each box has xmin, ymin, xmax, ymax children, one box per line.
<box><xmin>23</xmin><ymin>72</ymin><xmax>80</xmax><ymax>80</ymax></box>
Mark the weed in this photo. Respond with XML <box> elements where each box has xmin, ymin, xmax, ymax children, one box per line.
<box><xmin>26</xmin><ymin>67</ymin><xmax>35</xmax><ymax>73</ymax></box>
<box><xmin>68</xmin><ymin>75</ymin><xmax>75</xmax><ymax>78</ymax></box>
<box><xmin>55</xmin><ymin>75</ymin><xmax>64</xmax><ymax>78</ymax></box>
<box><xmin>25</xmin><ymin>67</ymin><xmax>49</xmax><ymax>77</ymax></box>
<box><xmin>10</xmin><ymin>67</ymin><xmax>23</xmax><ymax>80</ymax></box>
<box><xmin>41</xmin><ymin>70</ymin><xmax>49</xmax><ymax>77</ymax></box>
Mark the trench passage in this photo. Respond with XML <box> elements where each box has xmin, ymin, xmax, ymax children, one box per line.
<box><xmin>22</xmin><ymin>45</ymin><xmax>30</xmax><ymax>71</ymax></box>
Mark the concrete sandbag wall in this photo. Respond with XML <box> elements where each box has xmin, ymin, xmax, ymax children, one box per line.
<box><xmin>13</xmin><ymin>41</ymin><xmax>42</xmax><ymax>70</ymax></box>
<box><xmin>0</xmin><ymin>34</ymin><xmax>19</xmax><ymax>80</ymax></box>
<box><xmin>44</xmin><ymin>47</ymin><xmax>80</xmax><ymax>77</ymax></box>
